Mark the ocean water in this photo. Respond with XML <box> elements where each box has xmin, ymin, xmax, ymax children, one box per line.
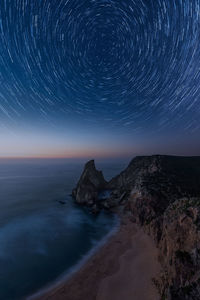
<box><xmin>0</xmin><ymin>158</ymin><xmax>127</xmax><ymax>300</ymax></box>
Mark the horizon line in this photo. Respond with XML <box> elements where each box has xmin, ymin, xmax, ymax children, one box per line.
<box><xmin>0</xmin><ymin>153</ymin><xmax>199</xmax><ymax>160</ymax></box>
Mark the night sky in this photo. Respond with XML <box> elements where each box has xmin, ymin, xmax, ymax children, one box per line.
<box><xmin>0</xmin><ymin>0</ymin><xmax>199</xmax><ymax>158</ymax></box>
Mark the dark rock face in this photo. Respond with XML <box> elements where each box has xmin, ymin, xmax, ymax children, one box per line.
<box><xmin>72</xmin><ymin>160</ymin><xmax>107</xmax><ymax>205</ymax></box>
<box><xmin>152</xmin><ymin>198</ymin><xmax>200</xmax><ymax>300</ymax></box>
<box><xmin>110</xmin><ymin>155</ymin><xmax>200</xmax><ymax>223</ymax></box>
<box><xmin>73</xmin><ymin>155</ymin><xmax>200</xmax><ymax>299</ymax></box>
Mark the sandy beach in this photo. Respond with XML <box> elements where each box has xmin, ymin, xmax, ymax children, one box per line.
<box><xmin>35</xmin><ymin>217</ymin><xmax>161</xmax><ymax>300</ymax></box>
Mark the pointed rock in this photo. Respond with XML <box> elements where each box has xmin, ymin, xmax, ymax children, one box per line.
<box><xmin>72</xmin><ymin>160</ymin><xmax>107</xmax><ymax>204</ymax></box>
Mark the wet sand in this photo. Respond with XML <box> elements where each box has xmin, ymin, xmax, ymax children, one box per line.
<box><xmin>35</xmin><ymin>218</ymin><xmax>161</xmax><ymax>300</ymax></box>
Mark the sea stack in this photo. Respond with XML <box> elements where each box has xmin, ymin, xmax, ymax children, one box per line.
<box><xmin>72</xmin><ymin>160</ymin><xmax>107</xmax><ymax>207</ymax></box>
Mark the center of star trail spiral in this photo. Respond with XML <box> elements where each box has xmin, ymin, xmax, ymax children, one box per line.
<box><xmin>0</xmin><ymin>0</ymin><xmax>199</xmax><ymax>133</ymax></box>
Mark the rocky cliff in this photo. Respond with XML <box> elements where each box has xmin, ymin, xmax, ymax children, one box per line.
<box><xmin>73</xmin><ymin>155</ymin><xmax>200</xmax><ymax>299</ymax></box>
<box><xmin>153</xmin><ymin>197</ymin><xmax>200</xmax><ymax>300</ymax></box>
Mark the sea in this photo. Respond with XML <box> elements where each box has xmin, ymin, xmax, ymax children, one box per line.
<box><xmin>0</xmin><ymin>158</ymin><xmax>128</xmax><ymax>300</ymax></box>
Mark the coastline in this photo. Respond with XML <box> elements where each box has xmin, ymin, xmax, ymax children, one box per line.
<box><xmin>28</xmin><ymin>214</ymin><xmax>119</xmax><ymax>300</ymax></box>
<box><xmin>33</xmin><ymin>214</ymin><xmax>161</xmax><ymax>300</ymax></box>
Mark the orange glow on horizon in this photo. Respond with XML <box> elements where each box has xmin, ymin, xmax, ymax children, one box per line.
<box><xmin>0</xmin><ymin>147</ymin><xmax>135</xmax><ymax>159</ymax></box>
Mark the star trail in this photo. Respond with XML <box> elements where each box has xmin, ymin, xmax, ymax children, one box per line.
<box><xmin>0</xmin><ymin>0</ymin><xmax>199</xmax><ymax>157</ymax></box>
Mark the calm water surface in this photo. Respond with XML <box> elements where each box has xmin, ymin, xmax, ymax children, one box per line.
<box><xmin>0</xmin><ymin>158</ymin><xmax>127</xmax><ymax>300</ymax></box>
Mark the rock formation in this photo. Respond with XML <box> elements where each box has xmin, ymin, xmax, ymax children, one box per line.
<box><xmin>72</xmin><ymin>160</ymin><xmax>107</xmax><ymax>208</ymax></box>
<box><xmin>73</xmin><ymin>155</ymin><xmax>200</xmax><ymax>299</ymax></box>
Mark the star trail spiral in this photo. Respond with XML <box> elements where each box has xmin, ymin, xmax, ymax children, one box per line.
<box><xmin>0</xmin><ymin>0</ymin><xmax>199</xmax><ymax>157</ymax></box>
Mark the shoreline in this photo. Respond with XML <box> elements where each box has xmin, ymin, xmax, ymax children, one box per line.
<box><xmin>27</xmin><ymin>214</ymin><xmax>120</xmax><ymax>300</ymax></box>
<box><xmin>33</xmin><ymin>214</ymin><xmax>161</xmax><ymax>300</ymax></box>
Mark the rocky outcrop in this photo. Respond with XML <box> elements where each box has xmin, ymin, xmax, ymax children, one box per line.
<box><xmin>73</xmin><ymin>155</ymin><xmax>200</xmax><ymax>299</ymax></box>
<box><xmin>72</xmin><ymin>160</ymin><xmax>107</xmax><ymax>207</ymax></box>
<box><xmin>110</xmin><ymin>155</ymin><xmax>200</xmax><ymax>223</ymax></box>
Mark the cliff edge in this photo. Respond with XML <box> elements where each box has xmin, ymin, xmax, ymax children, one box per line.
<box><xmin>72</xmin><ymin>155</ymin><xmax>200</xmax><ymax>299</ymax></box>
